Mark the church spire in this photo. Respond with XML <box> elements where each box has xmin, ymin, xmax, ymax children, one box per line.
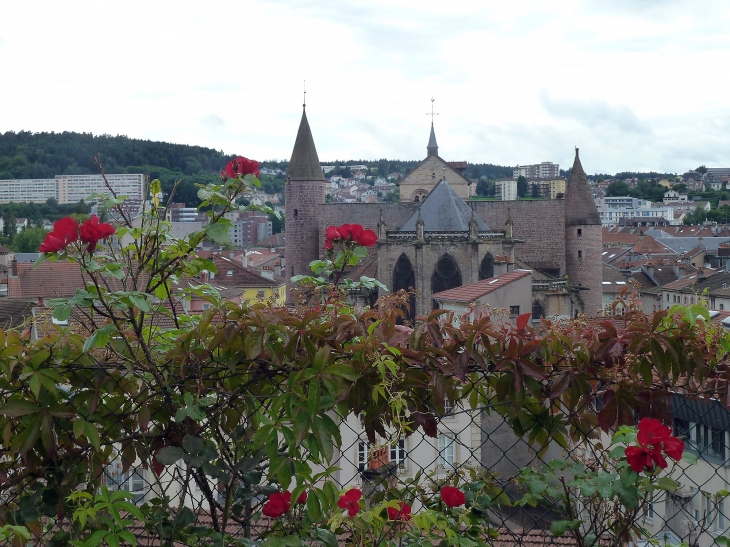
<box><xmin>564</xmin><ymin>147</ymin><xmax>600</xmax><ymax>226</ymax></box>
<box><xmin>287</xmin><ymin>107</ymin><xmax>325</xmax><ymax>181</ymax></box>
<box><xmin>427</xmin><ymin>123</ymin><xmax>439</xmax><ymax>157</ymax></box>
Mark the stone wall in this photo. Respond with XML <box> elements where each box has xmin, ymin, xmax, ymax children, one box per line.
<box><xmin>399</xmin><ymin>156</ymin><xmax>470</xmax><ymax>201</ymax></box>
<box><xmin>470</xmin><ymin>200</ymin><xmax>567</xmax><ymax>275</ymax></box>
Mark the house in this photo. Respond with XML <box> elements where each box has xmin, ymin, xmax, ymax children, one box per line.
<box><xmin>432</xmin><ymin>270</ymin><xmax>533</xmax><ymax>326</ymax></box>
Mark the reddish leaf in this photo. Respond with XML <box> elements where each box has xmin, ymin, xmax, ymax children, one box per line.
<box><xmin>516</xmin><ymin>312</ymin><xmax>531</xmax><ymax>330</ymax></box>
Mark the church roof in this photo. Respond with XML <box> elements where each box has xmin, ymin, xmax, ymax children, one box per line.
<box><xmin>432</xmin><ymin>270</ymin><xmax>532</xmax><ymax>303</ymax></box>
<box><xmin>428</xmin><ymin>124</ymin><xmax>438</xmax><ymax>149</ymax></box>
<box><xmin>287</xmin><ymin>108</ymin><xmax>325</xmax><ymax>181</ymax></box>
<box><xmin>400</xmin><ymin>177</ymin><xmax>490</xmax><ymax>232</ymax></box>
<box><xmin>564</xmin><ymin>148</ymin><xmax>601</xmax><ymax>226</ymax></box>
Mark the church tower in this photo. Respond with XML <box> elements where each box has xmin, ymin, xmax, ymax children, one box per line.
<box><xmin>427</xmin><ymin>124</ymin><xmax>438</xmax><ymax>157</ymax></box>
<box><xmin>564</xmin><ymin>148</ymin><xmax>602</xmax><ymax>317</ymax></box>
<box><xmin>284</xmin><ymin>106</ymin><xmax>326</xmax><ymax>297</ymax></box>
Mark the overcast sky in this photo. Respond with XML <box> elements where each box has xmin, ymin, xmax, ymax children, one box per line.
<box><xmin>1</xmin><ymin>1</ymin><xmax>728</xmax><ymax>174</ymax></box>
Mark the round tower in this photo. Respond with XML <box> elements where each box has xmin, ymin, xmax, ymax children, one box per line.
<box><xmin>564</xmin><ymin>148</ymin><xmax>603</xmax><ymax>317</ymax></box>
<box><xmin>284</xmin><ymin>107</ymin><xmax>326</xmax><ymax>299</ymax></box>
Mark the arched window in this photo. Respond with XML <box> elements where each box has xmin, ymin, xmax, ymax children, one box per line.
<box><xmin>393</xmin><ymin>253</ymin><xmax>416</xmax><ymax>322</ymax></box>
<box><xmin>479</xmin><ymin>253</ymin><xmax>494</xmax><ymax>280</ymax></box>
<box><xmin>432</xmin><ymin>254</ymin><xmax>462</xmax><ymax>310</ymax></box>
<box><xmin>532</xmin><ymin>301</ymin><xmax>544</xmax><ymax>321</ymax></box>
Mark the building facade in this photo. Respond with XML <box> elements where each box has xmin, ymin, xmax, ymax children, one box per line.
<box><xmin>513</xmin><ymin>162</ymin><xmax>560</xmax><ymax>180</ymax></box>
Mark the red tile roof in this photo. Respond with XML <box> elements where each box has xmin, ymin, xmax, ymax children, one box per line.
<box><xmin>432</xmin><ymin>270</ymin><xmax>532</xmax><ymax>303</ymax></box>
<box><xmin>8</xmin><ymin>261</ymin><xmax>85</xmax><ymax>299</ymax></box>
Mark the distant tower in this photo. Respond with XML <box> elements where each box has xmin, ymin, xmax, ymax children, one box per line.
<box><xmin>427</xmin><ymin>124</ymin><xmax>438</xmax><ymax>157</ymax></box>
<box><xmin>564</xmin><ymin>148</ymin><xmax>602</xmax><ymax>317</ymax></box>
<box><xmin>285</xmin><ymin>106</ymin><xmax>326</xmax><ymax>298</ymax></box>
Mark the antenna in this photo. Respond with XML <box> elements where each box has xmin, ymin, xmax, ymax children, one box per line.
<box><xmin>426</xmin><ymin>97</ymin><xmax>439</xmax><ymax>123</ymax></box>
<box><xmin>303</xmin><ymin>80</ymin><xmax>306</xmax><ymax>108</ymax></box>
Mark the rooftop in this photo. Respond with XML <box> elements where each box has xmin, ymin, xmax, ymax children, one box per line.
<box><xmin>432</xmin><ymin>270</ymin><xmax>532</xmax><ymax>303</ymax></box>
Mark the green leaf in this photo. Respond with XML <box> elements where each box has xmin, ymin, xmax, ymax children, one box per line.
<box><xmin>682</xmin><ymin>452</ymin><xmax>698</xmax><ymax>465</ymax></box>
<box><xmin>82</xmin><ymin>324</ymin><xmax>118</xmax><ymax>353</ymax></box>
<box><xmin>657</xmin><ymin>476</ymin><xmax>679</xmax><ymax>491</ymax></box>
<box><xmin>52</xmin><ymin>304</ymin><xmax>72</xmax><ymax>322</ymax></box>
<box><xmin>182</xmin><ymin>435</ymin><xmax>205</xmax><ymax>456</ymax></box>
<box><xmin>550</xmin><ymin>521</ymin><xmax>568</xmax><ymax>536</ymax></box>
<box><xmin>128</xmin><ymin>294</ymin><xmax>151</xmax><ymax>312</ymax></box>
<box><xmin>155</xmin><ymin>446</ymin><xmax>184</xmax><ymax>465</ymax></box>
<box><xmin>207</xmin><ymin>223</ymin><xmax>231</xmax><ymax>245</ymax></box>
<box><xmin>0</xmin><ymin>400</ymin><xmax>41</xmax><ymax>417</ymax></box>
<box><xmin>307</xmin><ymin>490</ymin><xmax>323</xmax><ymax>522</ymax></box>
<box><xmin>313</xmin><ymin>528</ymin><xmax>339</xmax><ymax>547</ymax></box>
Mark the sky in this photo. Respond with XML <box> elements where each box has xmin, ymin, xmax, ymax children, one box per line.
<box><xmin>1</xmin><ymin>0</ymin><xmax>729</xmax><ymax>174</ymax></box>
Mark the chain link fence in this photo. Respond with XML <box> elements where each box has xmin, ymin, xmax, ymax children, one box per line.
<box><xmin>1</xmin><ymin>365</ymin><xmax>726</xmax><ymax>547</ymax></box>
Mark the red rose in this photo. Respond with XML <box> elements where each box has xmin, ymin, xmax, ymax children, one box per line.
<box><xmin>387</xmin><ymin>501</ymin><xmax>412</xmax><ymax>521</ymax></box>
<box><xmin>225</xmin><ymin>156</ymin><xmax>259</xmax><ymax>179</ymax></box>
<box><xmin>297</xmin><ymin>491</ymin><xmax>307</xmax><ymax>504</ymax></box>
<box><xmin>324</xmin><ymin>239</ymin><xmax>333</xmax><ymax>250</ymax></box>
<box><xmin>39</xmin><ymin>217</ymin><xmax>79</xmax><ymax>253</ymax></box>
<box><xmin>356</xmin><ymin>228</ymin><xmax>378</xmax><ymax>247</ymax></box>
<box><xmin>337</xmin><ymin>488</ymin><xmax>362</xmax><ymax>517</ymax></box>
<box><xmin>625</xmin><ymin>418</ymin><xmax>684</xmax><ymax>473</ymax></box>
<box><xmin>440</xmin><ymin>485</ymin><xmax>466</xmax><ymax>507</ymax></box>
<box><xmin>325</xmin><ymin>225</ymin><xmax>342</xmax><ymax>241</ymax></box>
<box><xmin>79</xmin><ymin>215</ymin><xmax>116</xmax><ymax>252</ymax></box>
<box><xmin>262</xmin><ymin>491</ymin><xmax>292</xmax><ymax>518</ymax></box>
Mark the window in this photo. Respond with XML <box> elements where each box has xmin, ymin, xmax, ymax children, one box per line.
<box><xmin>256</xmin><ymin>291</ymin><xmax>266</xmax><ymax>300</ymax></box>
<box><xmin>357</xmin><ymin>441</ymin><xmax>370</xmax><ymax>472</ymax></box>
<box><xmin>390</xmin><ymin>439</ymin><xmax>407</xmax><ymax>469</ymax></box>
<box><xmin>509</xmin><ymin>306</ymin><xmax>520</xmax><ymax>317</ymax></box>
<box><xmin>718</xmin><ymin>500</ymin><xmax>726</xmax><ymax>532</ymax></box>
<box><xmin>226</xmin><ymin>270</ymin><xmax>233</xmax><ymax>276</ymax></box>
<box><xmin>577</xmin><ymin>250</ymin><xmax>582</xmax><ymax>259</ymax></box>
<box><xmin>52</xmin><ymin>316</ymin><xmax>69</xmax><ymax>326</ymax></box>
<box><xmin>438</xmin><ymin>433</ymin><xmax>456</xmax><ymax>469</ymax></box>
<box><xmin>577</xmin><ymin>228</ymin><xmax>582</xmax><ymax>237</ymax></box>
<box><xmin>202</xmin><ymin>303</ymin><xmax>212</xmax><ymax>310</ymax></box>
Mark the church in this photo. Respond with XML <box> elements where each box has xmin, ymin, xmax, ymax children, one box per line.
<box><xmin>285</xmin><ymin>106</ymin><xmax>603</xmax><ymax>319</ymax></box>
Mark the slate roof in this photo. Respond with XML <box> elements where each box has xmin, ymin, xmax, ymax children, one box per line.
<box><xmin>208</xmin><ymin>254</ymin><xmax>285</xmax><ymax>288</ymax></box>
<box><xmin>0</xmin><ymin>299</ymin><xmax>35</xmax><ymax>330</ymax></box>
<box><xmin>400</xmin><ymin>177</ymin><xmax>490</xmax><ymax>232</ymax></box>
<box><xmin>432</xmin><ymin>270</ymin><xmax>532</xmax><ymax>303</ymax></box>
<box><xmin>564</xmin><ymin>149</ymin><xmax>601</xmax><ymax>226</ymax></box>
<box><xmin>287</xmin><ymin>108</ymin><xmax>325</xmax><ymax>181</ymax></box>
<box><xmin>645</xmin><ymin>231</ymin><xmax>730</xmax><ymax>254</ymax></box>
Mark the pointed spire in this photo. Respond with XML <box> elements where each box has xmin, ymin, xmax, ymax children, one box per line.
<box><xmin>287</xmin><ymin>108</ymin><xmax>325</xmax><ymax>181</ymax></box>
<box><xmin>469</xmin><ymin>208</ymin><xmax>478</xmax><ymax>239</ymax></box>
<box><xmin>377</xmin><ymin>208</ymin><xmax>387</xmax><ymax>239</ymax></box>
<box><xmin>427</xmin><ymin>124</ymin><xmax>439</xmax><ymax>157</ymax></box>
<box><xmin>416</xmin><ymin>207</ymin><xmax>425</xmax><ymax>240</ymax></box>
<box><xmin>564</xmin><ymin>147</ymin><xmax>600</xmax><ymax>226</ymax></box>
<box><xmin>505</xmin><ymin>208</ymin><xmax>513</xmax><ymax>239</ymax></box>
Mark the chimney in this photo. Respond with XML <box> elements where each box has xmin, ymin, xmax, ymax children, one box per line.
<box><xmin>274</xmin><ymin>260</ymin><xmax>282</xmax><ymax>277</ymax></box>
<box><xmin>698</xmin><ymin>268</ymin><xmax>705</xmax><ymax>279</ymax></box>
<box><xmin>10</xmin><ymin>258</ymin><xmax>17</xmax><ymax>277</ymax></box>
<box><xmin>242</xmin><ymin>254</ymin><xmax>248</xmax><ymax>267</ymax></box>
<box><xmin>201</xmin><ymin>271</ymin><xmax>209</xmax><ymax>283</ymax></box>
<box><xmin>229</xmin><ymin>251</ymin><xmax>234</xmax><ymax>259</ymax></box>
<box><xmin>38</xmin><ymin>296</ymin><xmax>44</xmax><ymax>307</ymax></box>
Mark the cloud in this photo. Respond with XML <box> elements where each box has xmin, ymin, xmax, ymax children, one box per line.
<box><xmin>539</xmin><ymin>91</ymin><xmax>651</xmax><ymax>135</ymax></box>
<box><xmin>201</xmin><ymin>114</ymin><xmax>225</xmax><ymax>131</ymax></box>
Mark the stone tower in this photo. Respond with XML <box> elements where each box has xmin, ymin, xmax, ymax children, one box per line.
<box><xmin>285</xmin><ymin>107</ymin><xmax>326</xmax><ymax>297</ymax></box>
<box><xmin>564</xmin><ymin>148</ymin><xmax>602</xmax><ymax>317</ymax></box>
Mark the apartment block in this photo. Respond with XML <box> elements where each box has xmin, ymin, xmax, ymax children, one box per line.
<box><xmin>0</xmin><ymin>178</ymin><xmax>58</xmax><ymax>204</ymax></box>
<box><xmin>56</xmin><ymin>174</ymin><xmax>145</xmax><ymax>204</ymax></box>
<box><xmin>496</xmin><ymin>178</ymin><xmax>518</xmax><ymax>201</ymax></box>
<box><xmin>513</xmin><ymin>162</ymin><xmax>560</xmax><ymax>180</ymax></box>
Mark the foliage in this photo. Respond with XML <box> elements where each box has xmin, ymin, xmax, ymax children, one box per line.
<box><xmin>9</xmin><ymin>225</ymin><xmax>48</xmax><ymax>252</ymax></box>
<box><xmin>0</xmin><ymin>155</ymin><xmax>729</xmax><ymax>546</ymax></box>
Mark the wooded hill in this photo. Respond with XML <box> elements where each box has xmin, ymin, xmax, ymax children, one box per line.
<box><xmin>0</xmin><ymin>131</ymin><xmax>519</xmax><ymax>205</ymax></box>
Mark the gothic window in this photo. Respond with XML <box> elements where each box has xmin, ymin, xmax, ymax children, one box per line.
<box><xmin>532</xmin><ymin>301</ymin><xmax>544</xmax><ymax>321</ymax></box>
<box><xmin>478</xmin><ymin>253</ymin><xmax>494</xmax><ymax>280</ymax></box>
<box><xmin>414</xmin><ymin>196</ymin><xmax>420</xmax><ymax>203</ymax></box>
<box><xmin>393</xmin><ymin>253</ymin><xmax>416</xmax><ymax>322</ymax></box>
<box><xmin>432</xmin><ymin>254</ymin><xmax>461</xmax><ymax>310</ymax></box>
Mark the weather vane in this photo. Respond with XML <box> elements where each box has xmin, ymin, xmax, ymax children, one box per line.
<box><xmin>427</xmin><ymin>97</ymin><xmax>439</xmax><ymax>123</ymax></box>
<box><xmin>303</xmin><ymin>80</ymin><xmax>306</xmax><ymax>108</ymax></box>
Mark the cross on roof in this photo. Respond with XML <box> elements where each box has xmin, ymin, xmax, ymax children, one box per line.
<box><xmin>427</xmin><ymin>97</ymin><xmax>439</xmax><ymax>123</ymax></box>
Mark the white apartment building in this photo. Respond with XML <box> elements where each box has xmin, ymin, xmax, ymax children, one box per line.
<box><xmin>0</xmin><ymin>178</ymin><xmax>58</xmax><ymax>204</ymax></box>
<box><xmin>496</xmin><ymin>179</ymin><xmax>518</xmax><ymax>201</ymax></box>
<box><xmin>513</xmin><ymin>162</ymin><xmax>560</xmax><ymax>180</ymax></box>
<box><xmin>56</xmin><ymin>174</ymin><xmax>145</xmax><ymax>204</ymax></box>
<box><xmin>595</xmin><ymin>196</ymin><xmax>678</xmax><ymax>226</ymax></box>
<box><xmin>0</xmin><ymin>174</ymin><xmax>145</xmax><ymax>205</ymax></box>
